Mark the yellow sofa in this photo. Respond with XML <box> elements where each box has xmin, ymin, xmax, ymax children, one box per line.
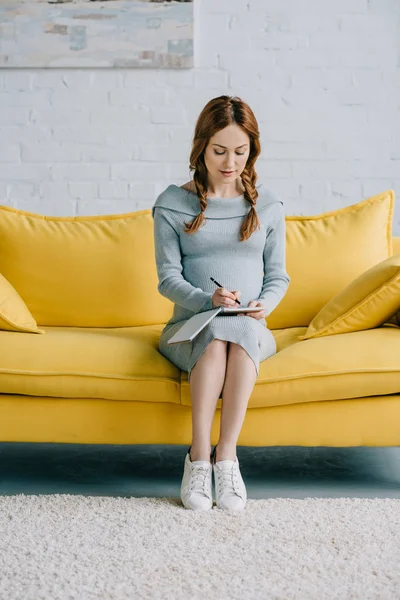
<box><xmin>0</xmin><ymin>190</ymin><xmax>399</xmax><ymax>448</ymax></box>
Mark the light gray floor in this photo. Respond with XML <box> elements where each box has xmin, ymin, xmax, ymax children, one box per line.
<box><xmin>0</xmin><ymin>444</ymin><xmax>399</xmax><ymax>498</ymax></box>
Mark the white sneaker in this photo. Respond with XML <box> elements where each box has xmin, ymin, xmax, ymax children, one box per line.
<box><xmin>212</xmin><ymin>447</ymin><xmax>247</xmax><ymax>511</ymax></box>
<box><xmin>180</xmin><ymin>446</ymin><xmax>213</xmax><ymax>511</ymax></box>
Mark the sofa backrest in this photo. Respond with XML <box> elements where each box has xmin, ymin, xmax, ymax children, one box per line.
<box><xmin>0</xmin><ymin>190</ymin><xmax>396</xmax><ymax>329</ymax></box>
<box><xmin>0</xmin><ymin>205</ymin><xmax>171</xmax><ymax>327</ymax></box>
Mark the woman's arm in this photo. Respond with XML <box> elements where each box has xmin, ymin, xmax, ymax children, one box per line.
<box><xmin>153</xmin><ymin>207</ymin><xmax>213</xmax><ymax>313</ymax></box>
<box><xmin>255</xmin><ymin>202</ymin><xmax>291</xmax><ymax>315</ymax></box>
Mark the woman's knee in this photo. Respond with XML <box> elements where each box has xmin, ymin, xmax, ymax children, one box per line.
<box><xmin>207</xmin><ymin>339</ymin><xmax>228</xmax><ymax>356</ymax></box>
<box><xmin>190</xmin><ymin>339</ymin><xmax>228</xmax><ymax>380</ymax></box>
<box><xmin>197</xmin><ymin>339</ymin><xmax>228</xmax><ymax>364</ymax></box>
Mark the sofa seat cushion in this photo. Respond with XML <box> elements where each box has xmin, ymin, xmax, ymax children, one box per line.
<box><xmin>180</xmin><ymin>325</ymin><xmax>400</xmax><ymax>409</ymax></box>
<box><xmin>0</xmin><ymin>325</ymin><xmax>180</xmax><ymax>404</ymax></box>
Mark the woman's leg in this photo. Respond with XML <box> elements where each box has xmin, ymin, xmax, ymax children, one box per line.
<box><xmin>189</xmin><ymin>339</ymin><xmax>228</xmax><ymax>462</ymax></box>
<box><xmin>216</xmin><ymin>342</ymin><xmax>258</xmax><ymax>462</ymax></box>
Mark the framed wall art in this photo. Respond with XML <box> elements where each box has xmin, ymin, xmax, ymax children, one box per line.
<box><xmin>0</xmin><ymin>0</ymin><xmax>194</xmax><ymax>68</ymax></box>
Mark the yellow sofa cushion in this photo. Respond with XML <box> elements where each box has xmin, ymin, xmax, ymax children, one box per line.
<box><xmin>298</xmin><ymin>253</ymin><xmax>400</xmax><ymax>340</ymax></box>
<box><xmin>179</xmin><ymin>324</ymin><xmax>400</xmax><ymax>408</ymax></box>
<box><xmin>0</xmin><ymin>272</ymin><xmax>44</xmax><ymax>334</ymax></box>
<box><xmin>0</xmin><ymin>205</ymin><xmax>170</xmax><ymax>327</ymax></box>
<box><xmin>2</xmin><ymin>323</ymin><xmax>399</xmax><ymax>410</ymax></box>
<box><xmin>393</xmin><ymin>236</ymin><xmax>400</xmax><ymax>256</ymax></box>
<box><xmin>0</xmin><ymin>324</ymin><xmax>180</xmax><ymax>404</ymax></box>
<box><xmin>267</xmin><ymin>190</ymin><xmax>394</xmax><ymax>329</ymax></box>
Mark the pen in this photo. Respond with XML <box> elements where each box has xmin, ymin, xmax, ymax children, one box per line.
<box><xmin>210</xmin><ymin>277</ymin><xmax>241</xmax><ymax>305</ymax></box>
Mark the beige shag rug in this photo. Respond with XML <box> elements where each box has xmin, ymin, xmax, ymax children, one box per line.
<box><xmin>0</xmin><ymin>495</ymin><xmax>399</xmax><ymax>600</ymax></box>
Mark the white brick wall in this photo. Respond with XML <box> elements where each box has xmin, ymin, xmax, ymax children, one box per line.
<box><xmin>0</xmin><ymin>0</ymin><xmax>399</xmax><ymax>233</ymax></box>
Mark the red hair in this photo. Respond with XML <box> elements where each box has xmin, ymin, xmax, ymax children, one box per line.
<box><xmin>184</xmin><ymin>95</ymin><xmax>261</xmax><ymax>242</ymax></box>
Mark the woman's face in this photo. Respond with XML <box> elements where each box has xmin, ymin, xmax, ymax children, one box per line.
<box><xmin>204</xmin><ymin>124</ymin><xmax>250</xmax><ymax>187</ymax></box>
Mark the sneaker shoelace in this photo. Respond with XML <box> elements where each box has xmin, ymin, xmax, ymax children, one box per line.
<box><xmin>190</xmin><ymin>464</ymin><xmax>211</xmax><ymax>497</ymax></box>
<box><xmin>216</xmin><ymin>464</ymin><xmax>243</xmax><ymax>498</ymax></box>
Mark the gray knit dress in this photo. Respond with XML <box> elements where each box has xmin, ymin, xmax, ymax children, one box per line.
<box><xmin>152</xmin><ymin>183</ymin><xmax>290</xmax><ymax>383</ymax></box>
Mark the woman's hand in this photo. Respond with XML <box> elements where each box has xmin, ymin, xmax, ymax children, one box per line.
<box><xmin>244</xmin><ymin>300</ymin><xmax>267</xmax><ymax>321</ymax></box>
<box><xmin>212</xmin><ymin>288</ymin><xmax>241</xmax><ymax>308</ymax></box>
<box><xmin>212</xmin><ymin>291</ymin><xmax>267</xmax><ymax>322</ymax></box>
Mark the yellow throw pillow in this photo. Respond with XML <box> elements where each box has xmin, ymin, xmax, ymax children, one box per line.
<box><xmin>298</xmin><ymin>253</ymin><xmax>400</xmax><ymax>340</ymax></box>
<box><xmin>267</xmin><ymin>189</ymin><xmax>394</xmax><ymax>329</ymax></box>
<box><xmin>0</xmin><ymin>272</ymin><xmax>44</xmax><ymax>334</ymax></box>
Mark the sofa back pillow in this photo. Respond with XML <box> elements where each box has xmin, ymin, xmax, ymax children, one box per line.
<box><xmin>0</xmin><ymin>206</ymin><xmax>171</xmax><ymax>327</ymax></box>
<box><xmin>393</xmin><ymin>236</ymin><xmax>400</xmax><ymax>256</ymax></box>
<box><xmin>266</xmin><ymin>190</ymin><xmax>394</xmax><ymax>329</ymax></box>
<box><xmin>0</xmin><ymin>190</ymin><xmax>394</xmax><ymax>329</ymax></box>
<box><xmin>0</xmin><ymin>272</ymin><xmax>45</xmax><ymax>334</ymax></box>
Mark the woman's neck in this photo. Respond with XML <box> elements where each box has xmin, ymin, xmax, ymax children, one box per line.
<box><xmin>182</xmin><ymin>180</ymin><xmax>245</xmax><ymax>199</ymax></box>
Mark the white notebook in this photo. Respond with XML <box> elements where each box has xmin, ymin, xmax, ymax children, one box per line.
<box><xmin>167</xmin><ymin>306</ymin><xmax>264</xmax><ymax>345</ymax></box>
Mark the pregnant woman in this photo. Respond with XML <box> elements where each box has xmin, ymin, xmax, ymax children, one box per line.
<box><xmin>152</xmin><ymin>95</ymin><xmax>290</xmax><ymax>512</ymax></box>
